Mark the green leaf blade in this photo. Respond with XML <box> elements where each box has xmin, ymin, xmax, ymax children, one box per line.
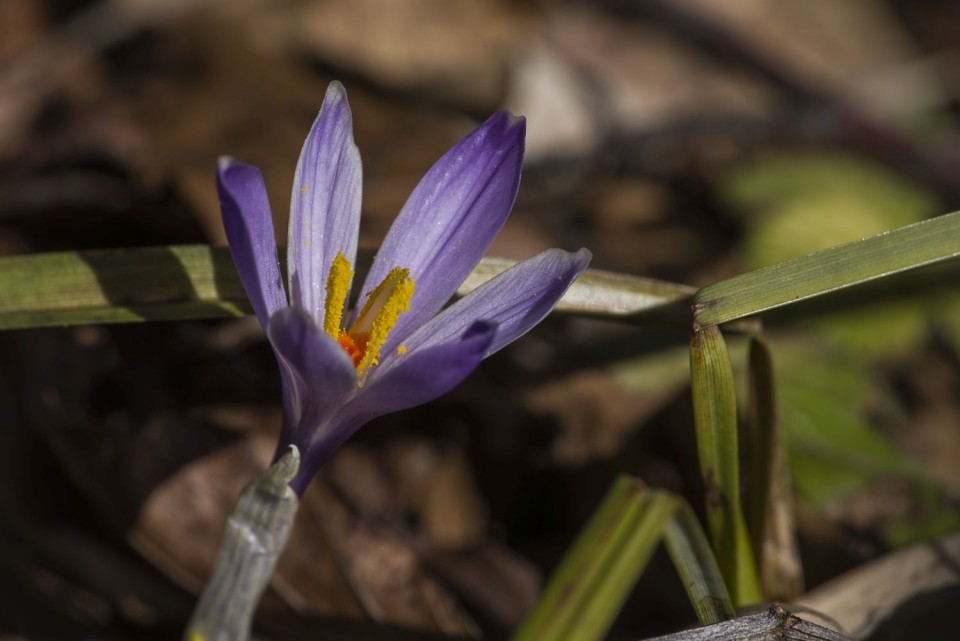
<box><xmin>694</xmin><ymin>212</ymin><xmax>960</xmax><ymax>327</ymax></box>
<box><xmin>663</xmin><ymin>501</ymin><xmax>735</xmax><ymax>625</ymax></box>
<box><xmin>511</xmin><ymin>477</ymin><xmax>678</xmax><ymax>641</ymax></box>
<box><xmin>689</xmin><ymin>326</ymin><xmax>761</xmax><ymax>605</ymax></box>
<box><xmin>0</xmin><ymin>247</ymin><xmax>694</xmax><ymax>330</ymax></box>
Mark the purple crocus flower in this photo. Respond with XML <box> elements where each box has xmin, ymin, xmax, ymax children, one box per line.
<box><xmin>217</xmin><ymin>82</ymin><xmax>590</xmax><ymax>494</ymax></box>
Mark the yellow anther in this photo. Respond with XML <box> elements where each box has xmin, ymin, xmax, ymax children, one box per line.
<box><xmin>351</xmin><ymin>267</ymin><xmax>415</xmax><ymax>379</ymax></box>
<box><xmin>397</xmin><ymin>345</ymin><xmax>407</xmax><ymax>356</ymax></box>
<box><xmin>323</xmin><ymin>252</ymin><xmax>353</xmax><ymax>338</ymax></box>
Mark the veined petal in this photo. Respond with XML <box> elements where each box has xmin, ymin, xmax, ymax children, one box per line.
<box><xmin>380</xmin><ymin>248</ymin><xmax>591</xmax><ymax>368</ymax></box>
<box><xmin>343</xmin><ymin>321</ymin><xmax>495</xmax><ymax>424</ymax></box>
<box><xmin>218</xmin><ymin>157</ymin><xmax>287</xmax><ymax>329</ymax></box>
<box><xmin>288</xmin><ymin>81</ymin><xmax>363</xmax><ymax>325</ymax></box>
<box><xmin>288</xmin><ymin>321</ymin><xmax>496</xmax><ymax>493</ymax></box>
<box><xmin>266</xmin><ymin>307</ymin><xmax>358</xmax><ymax>445</ymax></box>
<box><xmin>360</xmin><ymin>111</ymin><xmax>525</xmax><ymax>347</ymax></box>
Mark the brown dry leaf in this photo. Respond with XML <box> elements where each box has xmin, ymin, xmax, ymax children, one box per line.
<box><xmin>287</xmin><ymin>0</ymin><xmax>528</xmax><ymax>108</ymax></box>
<box><xmin>796</xmin><ymin>531</ymin><xmax>960</xmax><ymax>639</ymax></box>
<box><xmin>120</xmin><ymin>16</ymin><xmax>331</xmax><ymax>242</ymax></box>
<box><xmin>330</xmin><ymin>438</ymin><xmax>545</xmax><ymax>631</ymax></box>
<box><xmin>541</xmin><ymin>6</ymin><xmax>779</xmax><ymax>132</ymax></box>
<box><xmin>326</xmin><ymin>445</ymin><xmax>399</xmax><ymax>520</ymax></box>
<box><xmin>505</xmin><ymin>39</ymin><xmax>600</xmax><ymax>161</ymax></box>
<box><xmin>0</xmin><ymin>0</ymin><xmax>46</xmax><ymax>62</ymax></box>
<box><xmin>132</xmin><ymin>431</ymin><xmax>483</xmax><ymax>634</ymax></box>
<box><xmin>421</xmin><ymin>448</ymin><xmax>489</xmax><ymax>551</ymax></box>
<box><xmin>0</xmin><ymin>0</ymin><xmax>235</xmax><ymax>162</ymax></box>
<box><xmin>130</xmin><ymin>431</ymin><xmax>281</xmax><ymax>600</ymax></box>
<box><xmin>328</xmin><ymin>442</ymin><xmax>490</xmax><ymax>551</ymax></box>
<box><xmin>293</xmin><ymin>483</ymin><xmax>480</xmax><ymax>637</ymax></box>
<box><xmin>673</xmin><ymin>0</ymin><xmax>944</xmax><ymax>116</ymax></box>
<box><xmin>525</xmin><ymin>368</ymin><xmax>673</xmax><ymax>467</ymax></box>
<box><xmin>424</xmin><ymin>542</ymin><xmax>540</xmax><ymax>631</ymax></box>
<box><xmin>109</xmin><ymin>8</ymin><xmax>515</xmax><ymax>250</ymax></box>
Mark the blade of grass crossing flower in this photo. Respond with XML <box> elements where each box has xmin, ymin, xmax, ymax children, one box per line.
<box><xmin>461</xmin><ymin>257</ymin><xmax>695</xmax><ymax>324</ymax></box>
<box><xmin>0</xmin><ymin>245</ymin><xmax>251</xmax><ymax>328</ymax></box>
<box><xmin>0</xmin><ymin>247</ymin><xmax>696</xmax><ymax>329</ymax></box>
<box><xmin>747</xmin><ymin>337</ymin><xmax>804</xmax><ymax>600</ymax></box>
<box><xmin>510</xmin><ymin>477</ymin><xmax>679</xmax><ymax>641</ymax></box>
<box><xmin>689</xmin><ymin>326</ymin><xmax>761</xmax><ymax>606</ymax></box>
<box><xmin>663</xmin><ymin>501</ymin><xmax>735</xmax><ymax>625</ymax></box>
<box><xmin>694</xmin><ymin>211</ymin><xmax>960</xmax><ymax>327</ymax></box>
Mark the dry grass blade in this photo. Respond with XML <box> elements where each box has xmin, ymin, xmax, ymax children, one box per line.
<box><xmin>746</xmin><ymin>336</ymin><xmax>803</xmax><ymax>601</ymax></box>
<box><xmin>642</xmin><ymin>605</ymin><xmax>854</xmax><ymax>641</ymax></box>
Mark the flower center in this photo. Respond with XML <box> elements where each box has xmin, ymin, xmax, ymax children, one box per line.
<box><xmin>323</xmin><ymin>252</ymin><xmax>414</xmax><ymax>381</ymax></box>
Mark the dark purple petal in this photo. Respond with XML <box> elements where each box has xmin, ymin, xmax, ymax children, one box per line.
<box><xmin>288</xmin><ymin>81</ymin><xmax>363</xmax><ymax>325</ymax></box>
<box><xmin>359</xmin><ymin>112</ymin><xmax>525</xmax><ymax>345</ymax></box>
<box><xmin>218</xmin><ymin>157</ymin><xmax>287</xmax><ymax>329</ymax></box>
<box><xmin>273</xmin><ymin>366</ymin><xmax>300</xmax><ymax>466</ymax></box>
<box><xmin>347</xmin><ymin>321</ymin><xmax>494</xmax><ymax>424</ymax></box>
<box><xmin>379</xmin><ymin>248</ymin><xmax>591</xmax><ymax>368</ymax></box>
<box><xmin>266</xmin><ymin>306</ymin><xmax>358</xmax><ymax>448</ymax></box>
<box><xmin>287</xmin><ymin>320</ymin><xmax>496</xmax><ymax>494</ymax></box>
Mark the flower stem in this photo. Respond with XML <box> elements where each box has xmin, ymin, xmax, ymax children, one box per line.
<box><xmin>184</xmin><ymin>446</ymin><xmax>301</xmax><ymax>641</ymax></box>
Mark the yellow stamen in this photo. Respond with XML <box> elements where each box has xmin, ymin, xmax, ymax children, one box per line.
<box><xmin>323</xmin><ymin>252</ymin><xmax>353</xmax><ymax>338</ymax></box>
<box><xmin>351</xmin><ymin>267</ymin><xmax>415</xmax><ymax>378</ymax></box>
<box><xmin>397</xmin><ymin>345</ymin><xmax>407</xmax><ymax>356</ymax></box>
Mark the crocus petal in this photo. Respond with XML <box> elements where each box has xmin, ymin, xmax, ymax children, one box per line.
<box><xmin>359</xmin><ymin>112</ymin><xmax>525</xmax><ymax>344</ymax></box>
<box><xmin>344</xmin><ymin>321</ymin><xmax>495</xmax><ymax>425</ymax></box>
<box><xmin>218</xmin><ymin>157</ymin><xmax>287</xmax><ymax>329</ymax></box>
<box><xmin>287</xmin><ymin>321</ymin><xmax>496</xmax><ymax>493</ymax></box>
<box><xmin>288</xmin><ymin>81</ymin><xmax>363</xmax><ymax>325</ymax></box>
<box><xmin>379</xmin><ymin>248</ymin><xmax>591</xmax><ymax>369</ymax></box>
<box><xmin>266</xmin><ymin>306</ymin><xmax>358</xmax><ymax>444</ymax></box>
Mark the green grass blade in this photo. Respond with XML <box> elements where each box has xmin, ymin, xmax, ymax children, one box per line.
<box><xmin>510</xmin><ymin>477</ymin><xmax>679</xmax><ymax>641</ymax></box>
<box><xmin>574</xmin><ymin>493</ymin><xmax>678</xmax><ymax>641</ymax></box>
<box><xmin>0</xmin><ymin>247</ymin><xmax>694</xmax><ymax>330</ymax></box>
<box><xmin>689</xmin><ymin>326</ymin><xmax>761</xmax><ymax>605</ymax></box>
<box><xmin>663</xmin><ymin>501</ymin><xmax>735</xmax><ymax>625</ymax></box>
<box><xmin>746</xmin><ymin>336</ymin><xmax>804</xmax><ymax>601</ymax></box>
<box><xmin>693</xmin><ymin>211</ymin><xmax>960</xmax><ymax>328</ymax></box>
<box><xmin>0</xmin><ymin>245</ymin><xmax>250</xmax><ymax>328</ymax></box>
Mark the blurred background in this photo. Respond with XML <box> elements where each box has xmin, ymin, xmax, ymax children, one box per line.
<box><xmin>1</xmin><ymin>0</ymin><xmax>960</xmax><ymax>639</ymax></box>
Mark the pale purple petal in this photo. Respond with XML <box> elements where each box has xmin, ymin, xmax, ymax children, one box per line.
<box><xmin>266</xmin><ymin>306</ymin><xmax>358</xmax><ymax>448</ymax></box>
<box><xmin>217</xmin><ymin>157</ymin><xmax>287</xmax><ymax>329</ymax></box>
<box><xmin>359</xmin><ymin>112</ymin><xmax>525</xmax><ymax>344</ymax></box>
<box><xmin>288</xmin><ymin>81</ymin><xmax>362</xmax><ymax>325</ymax></box>
<box><xmin>378</xmin><ymin>248</ymin><xmax>590</xmax><ymax>369</ymax></box>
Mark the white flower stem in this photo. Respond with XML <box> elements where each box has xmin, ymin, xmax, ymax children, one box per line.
<box><xmin>183</xmin><ymin>446</ymin><xmax>300</xmax><ymax>641</ymax></box>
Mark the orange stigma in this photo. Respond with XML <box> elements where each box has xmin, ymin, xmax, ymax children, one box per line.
<box><xmin>337</xmin><ymin>331</ymin><xmax>368</xmax><ymax>368</ymax></box>
<box><xmin>323</xmin><ymin>252</ymin><xmax>415</xmax><ymax>382</ymax></box>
